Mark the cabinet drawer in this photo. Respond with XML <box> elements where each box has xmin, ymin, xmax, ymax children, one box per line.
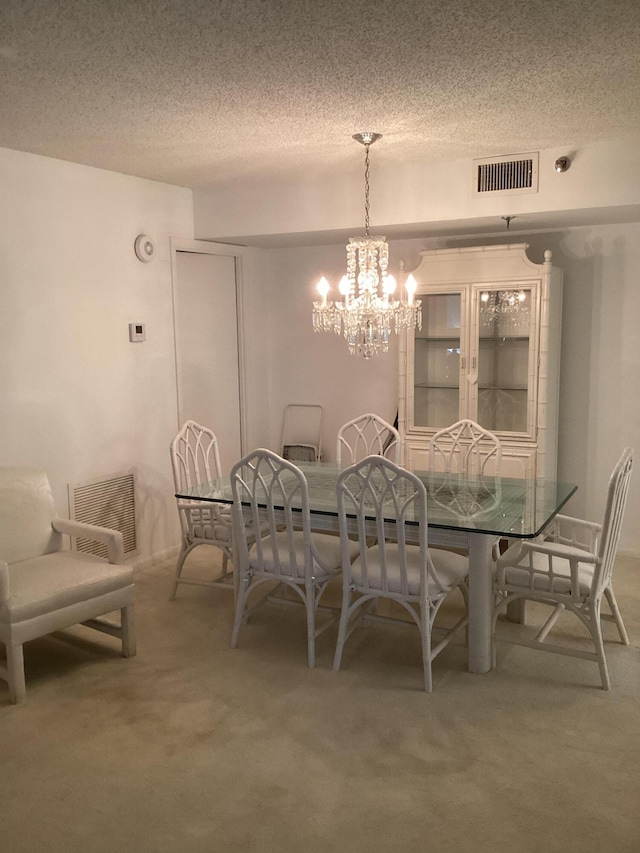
<box><xmin>404</xmin><ymin>438</ymin><xmax>535</xmax><ymax>478</ymax></box>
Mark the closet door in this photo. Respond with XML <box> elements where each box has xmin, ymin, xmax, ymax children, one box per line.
<box><xmin>173</xmin><ymin>250</ymin><xmax>242</xmax><ymax>470</ymax></box>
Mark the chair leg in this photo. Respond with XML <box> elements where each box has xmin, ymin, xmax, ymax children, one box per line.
<box><xmin>604</xmin><ymin>585</ymin><xmax>629</xmax><ymax>645</ymax></box>
<box><xmin>333</xmin><ymin>586</ymin><xmax>352</xmax><ymax>672</ymax></box>
<box><xmin>121</xmin><ymin>605</ymin><xmax>137</xmax><ymax>657</ymax></box>
<box><xmin>169</xmin><ymin>544</ymin><xmax>191</xmax><ymax>601</ymax></box>
<box><xmin>221</xmin><ymin>552</ymin><xmax>230</xmax><ymax>579</ymax></box>
<box><xmin>305</xmin><ymin>584</ymin><xmax>316</xmax><ymax>669</ymax></box>
<box><xmin>230</xmin><ymin>574</ymin><xmax>251</xmax><ymax>649</ymax></box>
<box><xmin>591</xmin><ymin>602</ymin><xmax>611</xmax><ymax>691</ymax></box>
<box><xmin>420</xmin><ymin>608</ymin><xmax>433</xmax><ymax>693</ymax></box>
<box><xmin>7</xmin><ymin>643</ymin><xmax>26</xmax><ymax>704</ymax></box>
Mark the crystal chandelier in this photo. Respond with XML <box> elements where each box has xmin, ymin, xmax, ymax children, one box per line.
<box><xmin>312</xmin><ymin>132</ymin><xmax>422</xmax><ymax>359</ymax></box>
<box><xmin>479</xmin><ymin>289</ymin><xmax>530</xmax><ymax>327</ymax></box>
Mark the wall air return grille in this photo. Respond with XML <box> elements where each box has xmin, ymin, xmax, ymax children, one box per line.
<box><xmin>68</xmin><ymin>471</ymin><xmax>138</xmax><ymax>558</ymax></box>
<box><xmin>474</xmin><ymin>153</ymin><xmax>539</xmax><ymax>195</ymax></box>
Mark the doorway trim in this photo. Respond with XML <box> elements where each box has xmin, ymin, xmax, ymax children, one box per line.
<box><xmin>169</xmin><ymin>237</ymin><xmax>248</xmax><ymax>455</ymax></box>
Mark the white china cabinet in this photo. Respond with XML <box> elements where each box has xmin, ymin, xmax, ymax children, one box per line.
<box><xmin>398</xmin><ymin>243</ymin><xmax>563</xmax><ymax>480</ymax></box>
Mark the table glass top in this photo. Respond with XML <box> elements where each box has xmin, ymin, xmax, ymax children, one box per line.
<box><xmin>176</xmin><ymin>462</ymin><xmax>577</xmax><ymax>539</ymax></box>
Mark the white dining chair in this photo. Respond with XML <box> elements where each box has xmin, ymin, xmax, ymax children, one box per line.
<box><xmin>336</xmin><ymin>413</ymin><xmax>401</xmax><ymax>466</ymax></box>
<box><xmin>230</xmin><ymin>449</ymin><xmax>359</xmax><ymax>667</ymax></box>
<box><xmin>429</xmin><ymin>418</ymin><xmax>502</xmax><ymax>476</ymax></box>
<box><xmin>169</xmin><ymin>420</ymin><xmax>233</xmax><ymax>599</ymax></box>
<box><xmin>428</xmin><ymin>417</ymin><xmax>504</xmax><ymax>559</ymax></box>
<box><xmin>493</xmin><ymin>447</ymin><xmax>633</xmax><ymax>689</ymax></box>
<box><xmin>333</xmin><ymin>455</ymin><xmax>469</xmax><ymax>692</ymax></box>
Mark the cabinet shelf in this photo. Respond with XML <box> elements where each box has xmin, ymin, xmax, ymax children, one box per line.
<box><xmin>415</xmin><ymin>383</ymin><xmax>459</xmax><ymax>390</ymax></box>
<box><xmin>478</xmin><ymin>385</ymin><xmax>528</xmax><ymax>392</ymax></box>
<box><xmin>416</xmin><ymin>335</ymin><xmax>530</xmax><ymax>344</ymax></box>
<box><xmin>478</xmin><ymin>335</ymin><xmax>530</xmax><ymax>342</ymax></box>
<box><xmin>415</xmin><ymin>384</ymin><xmax>528</xmax><ymax>392</ymax></box>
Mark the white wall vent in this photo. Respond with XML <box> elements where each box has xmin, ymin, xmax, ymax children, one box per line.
<box><xmin>474</xmin><ymin>152</ymin><xmax>539</xmax><ymax>195</ymax></box>
<box><xmin>68</xmin><ymin>471</ymin><xmax>138</xmax><ymax>558</ymax></box>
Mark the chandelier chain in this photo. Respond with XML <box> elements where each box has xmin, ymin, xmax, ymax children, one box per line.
<box><xmin>363</xmin><ymin>143</ymin><xmax>370</xmax><ymax>237</ymax></box>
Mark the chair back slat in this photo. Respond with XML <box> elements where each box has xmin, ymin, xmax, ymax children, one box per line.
<box><xmin>171</xmin><ymin>420</ymin><xmax>223</xmax><ymax>492</ymax></box>
<box><xmin>337</xmin><ymin>413</ymin><xmax>401</xmax><ymax>467</ymax></box>
<box><xmin>429</xmin><ymin>418</ymin><xmax>502</xmax><ymax>476</ymax></box>
<box><xmin>596</xmin><ymin>447</ymin><xmax>633</xmax><ymax>595</ymax></box>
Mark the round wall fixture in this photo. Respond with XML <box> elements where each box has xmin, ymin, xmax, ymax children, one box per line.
<box><xmin>134</xmin><ymin>234</ymin><xmax>156</xmax><ymax>262</ymax></box>
<box><xmin>554</xmin><ymin>156</ymin><xmax>571</xmax><ymax>173</ymax></box>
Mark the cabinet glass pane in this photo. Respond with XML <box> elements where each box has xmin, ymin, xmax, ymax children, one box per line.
<box><xmin>476</xmin><ymin>287</ymin><xmax>532</xmax><ymax>432</ymax></box>
<box><xmin>413</xmin><ymin>293</ymin><xmax>461</xmax><ymax>428</ymax></box>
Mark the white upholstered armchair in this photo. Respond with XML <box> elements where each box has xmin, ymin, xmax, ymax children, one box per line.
<box><xmin>0</xmin><ymin>468</ymin><xmax>136</xmax><ymax>704</ymax></box>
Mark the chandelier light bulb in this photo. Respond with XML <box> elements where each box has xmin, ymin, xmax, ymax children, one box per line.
<box><xmin>316</xmin><ymin>276</ymin><xmax>330</xmax><ymax>307</ymax></box>
<box><xmin>405</xmin><ymin>274</ymin><xmax>417</xmax><ymax>305</ymax></box>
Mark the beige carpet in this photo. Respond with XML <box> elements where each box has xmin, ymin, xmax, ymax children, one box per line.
<box><xmin>1</xmin><ymin>550</ymin><xmax>639</xmax><ymax>853</ymax></box>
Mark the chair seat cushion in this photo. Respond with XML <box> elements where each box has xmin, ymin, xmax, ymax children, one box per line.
<box><xmin>351</xmin><ymin>544</ymin><xmax>468</xmax><ymax>597</ymax></box>
<box><xmin>1</xmin><ymin>552</ymin><xmax>134</xmax><ymax>624</ymax></box>
<box><xmin>501</xmin><ymin>548</ymin><xmax>595</xmax><ymax>596</ymax></box>
<box><xmin>249</xmin><ymin>531</ymin><xmax>358</xmax><ymax>580</ymax></box>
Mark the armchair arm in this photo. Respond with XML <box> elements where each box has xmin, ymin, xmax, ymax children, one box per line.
<box><xmin>52</xmin><ymin>517</ymin><xmax>125</xmax><ymax>564</ymax></box>
<box><xmin>497</xmin><ymin>538</ymin><xmax>600</xmax><ymax>601</ymax></box>
<box><xmin>177</xmin><ymin>499</ymin><xmax>232</xmax><ymax>528</ymax></box>
<box><xmin>518</xmin><ymin>539</ymin><xmax>598</xmax><ymax>564</ymax></box>
<box><xmin>0</xmin><ymin>560</ymin><xmax>9</xmax><ymax>604</ymax></box>
<box><xmin>544</xmin><ymin>514</ymin><xmax>601</xmax><ymax>553</ymax></box>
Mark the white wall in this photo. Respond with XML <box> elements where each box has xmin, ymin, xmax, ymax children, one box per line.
<box><xmin>254</xmin><ymin>243</ymin><xmax>399</xmax><ymax>458</ymax></box>
<box><xmin>260</xmin><ymin>226</ymin><xmax>640</xmax><ymax>555</ymax></box>
<box><xmin>2</xmin><ymin>145</ymin><xmax>638</xmax><ymax>562</ymax></box>
<box><xmin>194</xmin><ymin>139</ymin><xmax>640</xmax><ymax>242</ymax></box>
<box><xmin>0</xmin><ymin>148</ymin><xmax>195</xmax><ymax>562</ymax></box>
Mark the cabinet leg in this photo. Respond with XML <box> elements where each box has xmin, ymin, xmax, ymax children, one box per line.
<box><xmin>506</xmin><ymin>599</ymin><xmax>526</xmax><ymax>624</ymax></box>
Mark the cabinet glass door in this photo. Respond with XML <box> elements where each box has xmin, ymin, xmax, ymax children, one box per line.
<box><xmin>413</xmin><ymin>292</ymin><xmax>462</xmax><ymax>429</ymax></box>
<box><xmin>475</xmin><ymin>286</ymin><xmax>533</xmax><ymax>433</ymax></box>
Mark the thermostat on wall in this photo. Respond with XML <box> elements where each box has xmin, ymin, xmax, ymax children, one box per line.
<box><xmin>129</xmin><ymin>323</ymin><xmax>146</xmax><ymax>342</ymax></box>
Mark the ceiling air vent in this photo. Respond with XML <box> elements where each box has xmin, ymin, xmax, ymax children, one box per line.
<box><xmin>474</xmin><ymin>152</ymin><xmax>539</xmax><ymax>195</ymax></box>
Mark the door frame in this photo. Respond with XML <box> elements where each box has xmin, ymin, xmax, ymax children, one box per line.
<box><xmin>170</xmin><ymin>237</ymin><xmax>248</xmax><ymax>456</ymax></box>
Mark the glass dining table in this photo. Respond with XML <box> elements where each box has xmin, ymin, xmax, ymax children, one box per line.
<box><xmin>176</xmin><ymin>463</ymin><xmax>577</xmax><ymax>675</ymax></box>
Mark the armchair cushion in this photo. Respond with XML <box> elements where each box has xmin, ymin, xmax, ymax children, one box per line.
<box><xmin>1</xmin><ymin>553</ymin><xmax>133</xmax><ymax>625</ymax></box>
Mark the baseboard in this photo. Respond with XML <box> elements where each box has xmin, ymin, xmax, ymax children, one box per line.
<box><xmin>617</xmin><ymin>548</ymin><xmax>640</xmax><ymax>561</ymax></box>
<box><xmin>131</xmin><ymin>546</ymin><xmax>180</xmax><ymax>572</ymax></box>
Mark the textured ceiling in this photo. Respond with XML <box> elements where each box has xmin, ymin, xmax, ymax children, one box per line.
<box><xmin>1</xmin><ymin>0</ymin><xmax>640</xmax><ymax>189</ymax></box>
